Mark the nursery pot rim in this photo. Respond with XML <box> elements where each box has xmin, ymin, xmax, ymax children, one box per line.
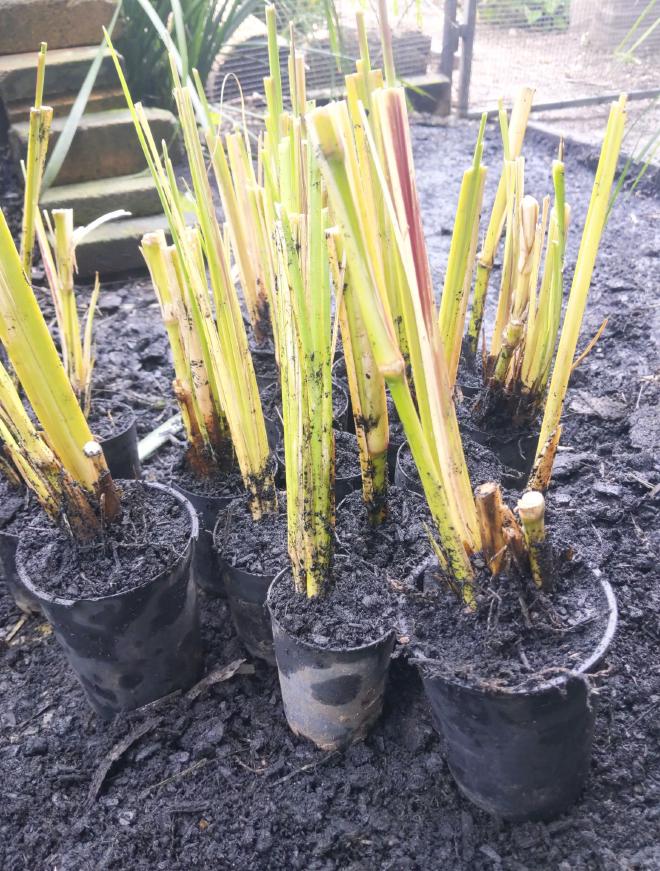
<box><xmin>89</xmin><ymin>397</ymin><xmax>136</xmax><ymax>438</ymax></box>
<box><xmin>15</xmin><ymin>481</ymin><xmax>199</xmax><ymax>608</ymax></box>
<box><xmin>267</xmin><ymin>567</ymin><xmax>396</xmax><ymax>657</ymax></box>
<box><xmin>412</xmin><ymin>575</ymin><xmax>617</xmax><ymax>698</ymax></box>
<box><xmin>172</xmin><ymin>452</ymin><xmax>279</xmax><ymax>506</ymax></box>
<box><xmin>335</xmin><ymin>483</ymin><xmax>426</xmax><ymax>513</ymax></box>
<box><xmin>263</xmin><ymin>377</ymin><xmax>350</xmax><ymax>419</ymax></box>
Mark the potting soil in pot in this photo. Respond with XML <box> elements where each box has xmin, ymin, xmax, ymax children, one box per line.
<box><xmin>145</xmin><ymin>439</ymin><xmax>245</xmax><ymax>501</ymax></box>
<box><xmin>402</xmin><ymin>502</ymin><xmax>610</xmax><ymax>686</ymax></box>
<box><xmin>334</xmin><ymin>430</ymin><xmax>361</xmax><ymax>480</ymax></box>
<box><xmin>17</xmin><ymin>481</ymin><xmax>192</xmax><ymax>599</ymax></box>
<box><xmin>336</xmin><ymin>487</ymin><xmax>434</xmax><ymax>587</ymax></box>
<box><xmin>87</xmin><ymin>401</ymin><xmax>135</xmax><ymax>441</ymax></box>
<box><xmin>260</xmin><ymin>379</ymin><xmax>349</xmax><ymax>429</ymax></box>
<box><xmin>217</xmin><ymin>493</ymin><xmax>289</xmax><ymax>576</ymax></box>
<box><xmin>397</xmin><ymin>436</ymin><xmax>504</xmax><ymax>494</ymax></box>
<box><xmin>268</xmin><ymin>558</ymin><xmax>397</xmax><ymax>650</ymax></box>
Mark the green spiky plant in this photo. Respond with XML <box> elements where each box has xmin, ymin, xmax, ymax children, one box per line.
<box><xmin>20</xmin><ymin>44</ymin><xmax>129</xmax><ymax>418</ymax></box>
<box><xmin>462</xmin><ymin>96</ymin><xmax>627</xmax><ymax>457</ymax></box>
<box><xmin>308</xmin><ymin>11</ymin><xmax>483</xmax><ymax>600</ymax></box>
<box><xmin>33</xmin><ymin>206</ymin><xmax>129</xmax><ymax>417</ymax></box>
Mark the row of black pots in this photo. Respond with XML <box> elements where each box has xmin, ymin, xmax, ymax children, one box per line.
<box><xmin>207</xmin><ymin>461</ymin><xmax>618</xmax><ymax>821</ymax></box>
<box><xmin>1</xmin><ymin>411</ymin><xmax>618</xmax><ymax>822</ymax></box>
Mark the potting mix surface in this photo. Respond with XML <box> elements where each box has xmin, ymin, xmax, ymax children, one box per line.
<box><xmin>1</xmin><ymin>123</ymin><xmax>659</xmax><ymax>869</ymax></box>
<box><xmin>17</xmin><ymin>482</ymin><xmax>193</xmax><ymax>600</ymax></box>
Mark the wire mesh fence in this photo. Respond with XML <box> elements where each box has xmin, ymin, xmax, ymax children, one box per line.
<box><xmin>463</xmin><ymin>0</ymin><xmax>659</xmax><ymax>157</ymax></box>
<box><xmin>467</xmin><ymin>0</ymin><xmax>660</xmax><ymax>111</ymax></box>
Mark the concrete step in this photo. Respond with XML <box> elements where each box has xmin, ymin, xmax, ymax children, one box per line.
<box><xmin>75</xmin><ymin>213</ymin><xmax>170</xmax><ymax>277</ymax></box>
<box><xmin>0</xmin><ymin>45</ymin><xmax>119</xmax><ymax>106</ymax></box>
<box><xmin>41</xmin><ymin>174</ymin><xmax>163</xmax><ymax>225</ymax></box>
<box><xmin>6</xmin><ymin>86</ymin><xmax>125</xmax><ymax>124</ymax></box>
<box><xmin>0</xmin><ymin>0</ymin><xmax>119</xmax><ymax>56</ymax></box>
<box><xmin>10</xmin><ymin>107</ymin><xmax>179</xmax><ymax>186</ymax></box>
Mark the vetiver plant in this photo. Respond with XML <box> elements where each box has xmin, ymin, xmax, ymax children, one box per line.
<box><xmin>259</xmin><ymin>16</ymin><xmax>335</xmax><ymax>599</ymax></box>
<box><xmin>308</xmin><ymin>21</ymin><xmax>483</xmax><ymax>597</ymax></box>
<box><xmin>458</xmin><ymin>93</ymin><xmax>627</xmax><ymax>449</ymax></box>
<box><xmin>1</xmin><ymin>200</ymin><xmax>202</xmax><ymax>719</ymax></box>
<box><xmin>20</xmin><ymin>42</ymin><xmax>51</xmax><ymax>279</ymax></box>
<box><xmin>309</xmin><ymin>3</ymin><xmax>625</xmax><ymax>815</ymax></box>
<box><xmin>16</xmin><ymin>44</ymin><xmax>140</xmax><ymax>482</ymax></box>
<box><xmin>34</xmin><ymin>207</ymin><xmax>130</xmax><ymax>417</ymax></box>
<box><xmin>0</xmin><ymin>217</ymin><xmax>118</xmax><ymax>537</ymax></box>
<box><xmin>107</xmin><ymin>39</ymin><xmax>276</xmax><ymax>515</ymax></box>
<box><xmin>464</xmin><ymin>87</ymin><xmax>534</xmax><ymax>361</ymax></box>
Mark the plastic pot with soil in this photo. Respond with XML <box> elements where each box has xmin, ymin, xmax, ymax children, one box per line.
<box><xmin>267</xmin><ymin>557</ymin><xmax>397</xmax><ymax>750</ymax></box>
<box><xmin>394</xmin><ymin>438</ymin><xmax>504</xmax><ymax>498</ymax></box>
<box><xmin>275</xmin><ymin>429</ymin><xmax>362</xmax><ymax>501</ymax></box>
<box><xmin>15</xmin><ymin>481</ymin><xmax>202</xmax><ymax>719</ymax></box>
<box><xmin>402</xmin><ymin>511</ymin><xmax>618</xmax><ymax>822</ymax></box>
<box><xmin>214</xmin><ymin>494</ymin><xmax>290</xmax><ymax>665</ymax></box>
<box><xmin>261</xmin><ymin>378</ymin><xmax>350</xmax><ymax>440</ymax></box>
<box><xmin>88</xmin><ymin>398</ymin><xmax>141</xmax><ymax>481</ymax></box>
<box><xmin>462</xmin><ymin>424</ymin><xmax>540</xmax><ymax>490</ymax></box>
<box><xmin>154</xmin><ymin>442</ymin><xmax>274</xmax><ymax>599</ymax></box>
<box><xmin>169</xmin><ymin>462</ymin><xmax>240</xmax><ymax>599</ymax></box>
<box><xmin>335</xmin><ymin>486</ymin><xmax>435</xmax><ymax>592</ymax></box>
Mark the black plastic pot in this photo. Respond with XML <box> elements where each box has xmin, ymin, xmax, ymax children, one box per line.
<box><xmin>332</xmin><ymin>355</ymin><xmax>354</xmax><ymax>434</ymax></box>
<box><xmin>335</xmin><ymin>431</ymin><xmax>363</xmax><ymax>502</ymax></box>
<box><xmin>466</xmin><ymin>426</ymin><xmax>539</xmax><ymax>490</ymax></box>
<box><xmin>15</xmin><ymin>482</ymin><xmax>202</xmax><ymax>719</ymax></box>
<box><xmin>262</xmin><ymin>379</ymin><xmax>350</xmax><ymax>437</ymax></box>
<box><xmin>415</xmin><ymin>578</ymin><xmax>618</xmax><ymax>821</ymax></box>
<box><xmin>267</xmin><ymin>572</ymin><xmax>396</xmax><ymax>750</ymax></box>
<box><xmin>252</xmin><ymin>347</ymin><xmax>279</xmax><ymax>389</ymax></box>
<box><xmin>0</xmin><ymin>530</ymin><xmax>41</xmax><ymax>615</ymax></box>
<box><xmin>172</xmin><ymin>482</ymin><xmax>232</xmax><ymax>598</ymax></box>
<box><xmin>275</xmin><ymin>430</ymin><xmax>361</xmax><ymax>501</ymax></box>
<box><xmin>221</xmin><ymin>562</ymin><xmax>276</xmax><ymax>665</ymax></box>
<box><xmin>91</xmin><ymin>400</ymin><xmax>141</xmax><ymax>480</ymax></box>
<box><xmin>393</xmin><ymin>441</ymin><xmax>423</xmax><ymax>496</ymax></box>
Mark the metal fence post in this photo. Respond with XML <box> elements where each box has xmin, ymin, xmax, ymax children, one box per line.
<box><xmin>458</xmin><ymin>0</ymin><xmax>478</xmax><ymax>117</ymax></box>
<box><xmin>441</xmin><ymin>0</ymin><xmax>459</xmax><ymax>83</ymax></box>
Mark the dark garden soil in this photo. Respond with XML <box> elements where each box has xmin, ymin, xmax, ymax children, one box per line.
<box><xmin>334</xmin><ymin>430</ymin><xmax>361</xmax><ymax>480</ymax></box>
<box><xmin>398</xmin><ymin>434</ymin><xmax>505</xmax><ymax>492</ymax></box>
<box><xmin>261</xmin><ymin>377</ymin><xmax>350</xmax><ymax>430</ymax></box>
<box><xmin>16</xmin><ymin>482</ymin><xmax>193</xmax><ymax>599</ymax></box>
<box><xmin>145</xmin><ymin>440</ymin><xmax>245</xmax><ymax>500</ymax></box>
<box><xmin>268</xmin><ymin>557</ymin><xmax>397</xmax><ymax>650</ymax></box>
<box><xmin>0</xmin><ymin>124</ymin><xmax>659</xmax><ymax>869</ymax></box>
<box><xmin>0</xmin><ymin>478</ymin><xmax>33</xmax><ymax>537</ymax></box>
